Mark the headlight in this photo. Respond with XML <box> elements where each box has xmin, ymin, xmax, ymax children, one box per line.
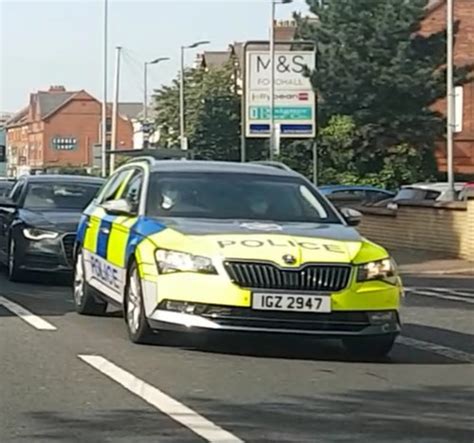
<box><xmin>155</xmin><ymin>249</ymin><xmax>217</xmax><ymax>275</ymax></box>
<box><xmin>23</xmin><ymin>228</ymin><xmax>59</xmax><ymax>241</ymax></box>
<box><xmin>357</xmin><ymin>258</ymin><xmax>398</xmax><ymax>284</ymax></box>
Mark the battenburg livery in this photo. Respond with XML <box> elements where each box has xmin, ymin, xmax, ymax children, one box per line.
<box><xmin>73</xmin><ymin>158</ymin><xmax>403</xmax><ymax>357</ymax></box>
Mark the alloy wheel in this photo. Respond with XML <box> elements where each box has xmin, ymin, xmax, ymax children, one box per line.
<box><xmin>127</xmin><ymin>270</ymin><xmax>141</xmax><ymax>334</ymax></box>
<box><xmin>73</xmin><ymin>252</ymin><xmax>85</xmax><ymax>306</ymax></box>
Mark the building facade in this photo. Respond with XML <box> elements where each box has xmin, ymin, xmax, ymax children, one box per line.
<box><xmin>422</xmin><ymin>0</ymin><xmax>474</xmax><ymax>175</ymax></box>
<box><xmin>6</xmin><ymin>86</ymin><xmax>135</xmax><ymax>176</ymax></box>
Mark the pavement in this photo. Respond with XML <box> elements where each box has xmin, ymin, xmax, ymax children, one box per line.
<box><xmin>1</xmin><ymin>266</ymin><xmax>473</xmax><ymax>442</ymax></box>
<box><xmin>389</xmin><ymin>248</ymin><xmax>473</xmax><ymax>276</ymax></box>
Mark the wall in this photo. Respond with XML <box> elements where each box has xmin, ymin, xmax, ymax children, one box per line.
<box><xmin>358</xmin><ymin>199</ymin><xmax>474</xmax><ymax>262</ymax></box>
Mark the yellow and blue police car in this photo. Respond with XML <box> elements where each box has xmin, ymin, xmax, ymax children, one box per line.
<box><xmin>73</xmin><ymin>158</ymin><xmax>402</xmax><ymax>357</ymax></box>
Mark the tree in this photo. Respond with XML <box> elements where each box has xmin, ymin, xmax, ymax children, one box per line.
<box><xmin>153</xmin><ymin>63</ymin><xmax>266</xmax><ymax>161</ymax></box>
<box><xmin>296</xmin><ymin>0</ymin><xmax>473</xmax><ymax>185</ymax></box>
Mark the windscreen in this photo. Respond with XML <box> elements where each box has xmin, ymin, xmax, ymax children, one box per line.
<box><xmin>146</xmin><ymin>172</ymin><xmax>340</xmax><ymax>223</ymax></box>
<box><xmin>23</xmin><ymin>181</ymin><xmax>101</xmax><ymax>210</ymax></box>
<box><xmin>393</xmin><ymin>188</ymin><xmax>427</xmax><ymax>201</ymax></box>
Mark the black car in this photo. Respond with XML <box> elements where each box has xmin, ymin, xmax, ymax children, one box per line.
<box><xmin>0</xmin><ymin>174</ymin><xmax>104</xmax><ymax>281</ymax></box>
<box><xmin>0</xmin><ymin>178</ymin><xmax>15</xmax><ymax>197</ymax></box>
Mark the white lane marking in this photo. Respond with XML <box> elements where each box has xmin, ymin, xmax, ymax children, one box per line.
<box><xmin>398</xmin><ymin>336</ymin><xmax>474</xmax><ymax>363</ymax></box>
<box><xmin>420</xmin><ymin>287</ymin><xmax>474</xmax><ymax>298</ymax></box>
<box><xmin>405</xmin><ymin>288</ymin><xmax>474</xmax><ymax>304</ymax></box>
<box><xmin>449</xmin><ymin>289</ymin><xmax>474</xmax><ymax>298</ymax></box>
<box><xmin>0</xmin><ymin>295</ymin><xmax>57</xmax><ymax>331</ymax></box>
<box><xmin>78</xmin><ymin>354</ymin><xmax>244</xmax><ymax>443</ymax></box>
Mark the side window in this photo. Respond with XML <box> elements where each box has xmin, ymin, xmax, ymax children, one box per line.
<box><xmin>98</xmin><ymin>170</ymin><xmax>131</xmax><ymax>204</ymax></box>
<box><xmin>365</xmin><ymin>191</ymin><xmax>387</xmax><ymax>203</ymax></box>
<box><xmin>425</xmin><ymin>190</ymin><xmax>441</xmax><ymax>201</ymax></box>
<box><xmin>9</xmin><ymin>180</ymin><xmax>25</xmax><ymax>203</ymax></box>
<box><xmin>120</xmin><ymin>169</ymin><xmax>144</xmax><ymax>210</ymax></box>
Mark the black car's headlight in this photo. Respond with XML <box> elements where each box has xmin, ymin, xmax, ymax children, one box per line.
<box><xmin>357</xmin><ymin>258</ymin><xmax>398</xmax><ymax>285</ymax></box>
<box><xmin>23</xmin><ymin>228</ymin><xmax>59</xmax><ymax>241</ymax></box>
<box><xmin>155</xmin><ymin>249</ymin><xmax>217</xmax><ymax>275</ymax></box>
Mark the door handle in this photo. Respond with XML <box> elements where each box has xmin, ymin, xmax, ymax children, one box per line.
<box><xmin>100</xmin><ymin>227</ymin><xmax>110</xmax><ymax>235</ymax></box>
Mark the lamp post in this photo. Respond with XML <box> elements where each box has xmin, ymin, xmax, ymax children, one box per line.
<box><xmin>180</xmin><ymin>40</ymin><xmax>210</xmax><ymax>150</ymax></box>
<box><xmin>446</xmin><ymin>0</ymin><xmax>455</xmax><ymax>200</ymax></box>
<box><xmin>269</xmin><ymin>0</ymin><xmax>293</xmax><ymax>161</ymax></box>
<box><xmin>101</xmin><ymin>0</ymin><xmax>108</xmax><ymax>177</ymax></box>
<box><xmin>143</xmin><ymin>57</ymin><xmax>170</xmax><ymax>148</ymax></box>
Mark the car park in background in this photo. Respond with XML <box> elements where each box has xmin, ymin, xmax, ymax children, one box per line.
<box><xmin>0</xmin><ymin>174</ymin><xmax>104</xmax><ymax>281</ymax></box>
<box><xmin>318</xmin><ymin>185</ymin><xmax>395</xmax><ymax>208</ymax></box>
<box><xmin>371</xmin><ymin>182</ymin><xmax>467</xmax><ymax>209</ymax></box>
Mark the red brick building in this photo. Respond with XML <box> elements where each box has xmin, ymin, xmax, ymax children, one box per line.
<box><xmin>422</xmin><ymin>0</ymin><xmax>474</xmax><ymax>175</ymax></box>
<box><xmin>6</xmin><ymin>86</ymin><xmax>135</xmax><ymax>176</ymax></box>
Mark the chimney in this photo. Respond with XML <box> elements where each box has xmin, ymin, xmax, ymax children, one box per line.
<box><xmin>48</xmin><ymin>85</ymin><xmax>66</xmax><ymax>92</ymax></box>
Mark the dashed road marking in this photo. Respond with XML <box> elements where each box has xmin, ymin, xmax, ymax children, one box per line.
<box><xmin>0</xmin><ymin>295</ymin><xmax>57</xmax><ymax>331</ymax></box>
<box><xmin>406</xmin><ymin>287</ymin><xmax>474</xmax><ymax>304</ymax></box>
<box><xmin>398</xmin><ymin>336</ymin><xmax>474</xmax><ymax>363</ymax></box>
<box><xmin>78</xmin><ymin>354</ymin><xmax>244</xmax><ymax>443</ymax></box>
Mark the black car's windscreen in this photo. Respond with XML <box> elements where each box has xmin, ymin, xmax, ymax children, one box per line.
<box><xmin>23</xmin><ymin>182</ymin><xmax>101</xmax><ymax>210</ymax></box>
<box><xmin>146</xmin><ymin>172</ymin><xmax>341</xmax><ymax>223</ymax></box>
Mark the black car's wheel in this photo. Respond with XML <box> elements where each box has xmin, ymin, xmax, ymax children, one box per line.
<box><xmin>342</xmin><ymin>334</ymin><xmax>397</xmax><ymax>359</ymax></box>
<box><xmin>125</xmin><ymin>261</ymin><xmax>153</xmax><ymax>344</ymax></box>
<box><xmin>8</xmin><ymin>238</ymin><xmax>24</xmax><ymax>282</ymax></box>
<box><xmin>73</xmin><ymin>249</ymin><xmax>107</xmax><ymax>315</ymax></box>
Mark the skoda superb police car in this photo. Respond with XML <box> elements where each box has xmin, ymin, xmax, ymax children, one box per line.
<box><xmin>73</xmin><ymin>158</ymin><xmax>402</xmax><ymax>357</ymax></box>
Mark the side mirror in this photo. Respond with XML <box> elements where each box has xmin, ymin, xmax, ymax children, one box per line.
<box><xmin>340</xmin><ymin>207</ymin><xmax>362</xmax><ymax>226</ymax></box>
<box><xmin>0</xmin><ymin>197</ymin><xmax>17</xmax><ymax>209</ymax></box>
<box><xmin>101</xmin><ymin>199</ymin><xmax>135</xmax><ymax>216</ymax></box>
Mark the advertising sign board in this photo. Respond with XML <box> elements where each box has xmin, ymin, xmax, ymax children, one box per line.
<box><xmin>245</xmin><ymin>50</ymin><xmax>316</xmax><ymax>138</ymax></box>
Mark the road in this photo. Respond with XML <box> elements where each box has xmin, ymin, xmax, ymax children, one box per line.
<box><xmin>1</xmin><ymin>271</ymin><xmax>473</xmax><ymax>443</ymax></box>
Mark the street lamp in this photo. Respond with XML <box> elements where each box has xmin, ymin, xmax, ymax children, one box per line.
<box><xmin>446</xmin><ymin>0</ymin><xmax>455</xmax><ymax>200</ymax></box>
<box><xmin>144</xmin><ymin>57</ymin><xmax>170</xmax><ymax>122</ymax></box>
<box><xmin>101</xmin><ymin>0</ymin><xmax>108</xmax><ymax>177</ymax></box>
<box><xmin>269</xmin><ymin>0</ymin><xmax>293</xmax><ymax>160</ymax></box>
<box><xmin>180</xmin><ymin>40</ymin><xmax>210</xmax><ymax>150</ymax></box>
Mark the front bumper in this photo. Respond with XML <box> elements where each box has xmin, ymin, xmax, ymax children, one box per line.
<box><xmin>147</xmin><ymin>304</ymin><xmax>401</xmax><ymax>337</ymax></box>
<box><xmin>144</xmin><ymin>264</ymin><xmax>402</xmax><ymax>337</ymax></box>
<box><xmin>15</xmin><ymin>232</ymin><xmax>75</xmax><ymax>272</ymax></box>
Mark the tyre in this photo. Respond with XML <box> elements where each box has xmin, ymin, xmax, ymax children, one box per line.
<box><xmin>73</xmin><ymin>248</ymin><xmax>107</xmax><ymax>315</ymax></box>
<box><xmin>8</xmin><ymin>238</ymin><xmax>24</xmax><ymax>282</ymax></box>
<box><xmin>342</xmin><ymin>334</ymin><xmax>397</xmax><ymax>359</ymax></box>
<box><xmin>124</xmin><ymin>261</ymin><xmax>153</xmax><ymax>344</ymax></box>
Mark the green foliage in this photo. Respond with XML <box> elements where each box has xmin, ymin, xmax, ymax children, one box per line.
<box><xmin>280</xmin><ymin>115</ymin><xmax>435</xmax><ymax>189</ymax></box>
<box><xmin>153</xmin><ymin>62</ymin><xmax>266</xmax><ymax>160</ymax></box>
<box><xmin>295</xmin><ymin>0</ymin><xmax>472</xmax><ymax>187</ymax></box>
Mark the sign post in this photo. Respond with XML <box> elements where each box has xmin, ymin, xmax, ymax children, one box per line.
<box><xmin>244</xmin><ymin>43</ymin><xmax>316</xmax><ymax>141</ymax></box>
<box><xmin>241</xmin><ymin>41</ymin><xmax>317</xmax><ymax>181</ymax></box>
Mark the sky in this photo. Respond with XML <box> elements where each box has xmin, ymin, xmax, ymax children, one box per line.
<box><xmin>0</xmin><ymin>0</ymin><xmax>309</xmax><ymax>113</ymax></box>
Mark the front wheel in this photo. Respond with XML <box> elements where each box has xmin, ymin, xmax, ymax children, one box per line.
<box><xmin>73</xmin><ymin>249</ymin><xmax>107</xmax><ymax>315</ymax></box>
<box><xmin>125</xmin><ymin>262</ymin><xmax>153</xmax><ymax>344</ymax></box>
<box><xmin>8</xmin><ymin>238</ymin><xmax>23</xmax><ymax>282</ymax></box>
<box><xmin>342</xmin><ymin>334</ymin><xmax>397</xmax><ymax>359</ymax></box>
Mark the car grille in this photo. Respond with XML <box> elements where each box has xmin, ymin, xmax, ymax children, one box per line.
<box><xmin>224</xmin><ymin>261</ymin><xmax>352</xmax><ymax>292</ymax></box>
<box><xmin>203</xmin><ymin>308</ymin><xmax>369</xmax><ymax>332</ymax></box>
<box><xmin>62</xmin><ymin>234</ymin><xmax>76</xmax><ymax>266</ymax></box>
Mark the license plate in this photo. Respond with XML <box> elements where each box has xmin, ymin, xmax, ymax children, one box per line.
<box><xmin>252</xmin><ymin>293</ymin><xmax>331</xmax><ymax>312</ymax></box>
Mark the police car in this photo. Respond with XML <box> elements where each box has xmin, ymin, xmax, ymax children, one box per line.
<box><xmin>73</xmin><ymin>157</ymin><xmax>402</xmax><ymax>357</ymax></box>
